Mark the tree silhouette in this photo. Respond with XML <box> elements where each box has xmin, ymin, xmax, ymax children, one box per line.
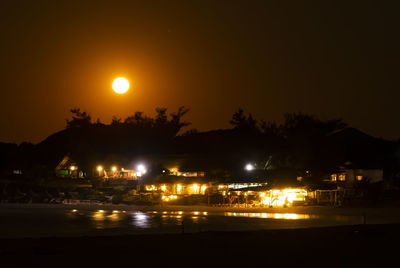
<box><xmin>229</xmin><ymin>108</ymin><xmax>258</xmax><ymax>131</ymax></box>
<box><xmin>65</xmin><ymin>108</ymin><xmax>92</xmax><ymax>128</ymax></box>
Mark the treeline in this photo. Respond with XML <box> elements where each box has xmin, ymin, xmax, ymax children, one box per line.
<box><xmin>0</xmin><ymin>107</ymin><xmax>399</xmax><ymax>182</ymax></box>
<box><xmin>66</xmin><ymin>107</ymin><xmax>190</xmax><ymax>139</ymax></box>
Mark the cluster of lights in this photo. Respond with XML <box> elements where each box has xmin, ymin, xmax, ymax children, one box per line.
<box><xmin>161</xmin><ymin>195</ymin><xmax>178</xmax><ymax>202</ymax></box>
<box><xmin>95</xmin><ymin>209</ymin><xmax>126</xmax><ymax>214</ymax></box>
<box><xmin>95</xmin><ymin>163</ymin><xmax>147</xmax><ymax>176</ymax></box>
<box><xmin>145</xmin><ymin>185</ymin><xmax>156</xmax><ymax>191</ymax></box>
<box><xmin>259</xmin><ymin>189</ymin><xmax>307</xmax><ymax>207</ymax></box>
<box><xmin>224</xmin><ymin>212</ymin><xmax>310</xmax><ymax>220</ymax></box>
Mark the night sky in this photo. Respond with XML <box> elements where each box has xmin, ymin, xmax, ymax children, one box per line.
<box><xmin>1</xmin><ymin>0</ymin><xmax>399</xmax><ymax>143</ymax></box>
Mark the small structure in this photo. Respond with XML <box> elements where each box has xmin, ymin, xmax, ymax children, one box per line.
<box><xmin>55</xmin><ymin>155</ymin><xmax>83</xmax><ymax>178</ymax></box>
<box><xmin>329</xmin><ymin>169</ymin><xmax>383</xmax><ymax>187</ymax></box>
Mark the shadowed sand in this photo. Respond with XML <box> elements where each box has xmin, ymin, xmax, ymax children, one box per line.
<box><xmin>0</xmin><ymin>224</ymin><xmax>398</xmax><ymax>267</ymax></box>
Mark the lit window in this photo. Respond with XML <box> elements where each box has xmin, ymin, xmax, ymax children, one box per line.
<box><xmin>356</xmin><ymin>175</ymin><xmax>363</xmax><ymax>181</ymax></box>
<box><xmin>339</xmin><ymin>174</ymin><xmax>346</xmax><ymax>181</ymax></box>
<box><xmin>331</xmin><ymin>174</ymin><xmax>337</xmax><ymax>181</ymax></box>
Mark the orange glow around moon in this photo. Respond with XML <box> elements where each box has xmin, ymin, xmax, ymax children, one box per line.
<box><xmin>112</xmin><ymin>77</ymin><xmax>130</xmax><ymax>94</ymax></box>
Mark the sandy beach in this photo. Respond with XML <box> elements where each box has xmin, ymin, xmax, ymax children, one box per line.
<box><xmin>0</xmin><ymin>223</ymin><xmax>398</xmax><ymax>267</ymax></box>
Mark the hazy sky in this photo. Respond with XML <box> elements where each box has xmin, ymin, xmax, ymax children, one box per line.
<box><xmin>1</xmin><ymin>0</ymin><xmax>399</xmax><ymax>143</ymax></box>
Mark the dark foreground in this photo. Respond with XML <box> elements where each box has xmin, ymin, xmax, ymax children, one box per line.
<box><xmin>1</xmin><ymin>224</ymin><xmax>398</xmax><ymax>267</ymax></box>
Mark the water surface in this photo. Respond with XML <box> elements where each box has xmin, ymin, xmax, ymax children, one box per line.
<box><xmin>0</xmin><ymin>206</ymin><xmax>372</xmax><ymax>238</ymax></box>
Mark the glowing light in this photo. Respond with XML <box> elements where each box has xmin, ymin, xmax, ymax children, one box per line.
<box><xmin>192</xmin><ymin>184</ymin><xmax>200</xmax><ymax>194</ymax></box>
<box><xmin>161</xmin><ymin>185</ymin><xmax>167</xmax><ymax>192</ymax></box>
<box><xmin>145</xmin><ymin>185</ymin><xmax>156</xmax><ymax>191</ymax></box>
<box><xmin>245</xmin><ymin>163</ymin><xmax>255</xmax><ymax>171</ymax></box>
<box><xmin>161</xmin><ymin>195</ymin><xmax>178</xmax><ymax>202</ymax></box>
<box><xmin>133</xmin><ymin>212</ymin><xmax>149</xmax><ymax>228</ymax></box>
<box><xmin>70</xmin><ymin>166</ymin><xmax>76</xmax><ymax>171</ymax></box>
<box><xmin>111</xmin><ymin>166</ymin><xmax>117</xmax><ymax>172</ymax></box>
<box><xmin>170</xmin><ymin>167</ymin><xmax>178</xmax><ymax>174</ymax></box>
<box><xmin>201</xmin><ymin>185</ymin><xmax>207</xmax><ymax>194</ymax></box>
<box><xmin>71</xmin><ymin>209</ymin><xmax>78</xmax><ymax>212</ymax></box>
<box><xmin>112</xmin><ymin>210</ymin><xmax>119</xmax><ymax>214</ymax></box>
<box><xmin>224</xmin><ymin>212</ymin><xmax>310</xmax><ymax>220</ymax></box>
<box><xmin>112</xmin><ymin>77</ymin><xmax>129</xmax><ymax>94</ymax></box>
<box><xmin>176</xmin><ymin>184</ymin><xmax>182</xmax><ymax>193</ymax></box>
<box><xmin>136</xmin><ymin>164</ymin><xmax>146</xmax><ymax>175</ymax></box>
<box><xmin>98</xmin><ymin>210</ymin><xmax>104</xmax><ymax>213</ymax></box>
<box><xmin>97</xmin><ymin>165</ymin><xmax>103</xmax><ymax>172</ymax></box>
<box><xmin>259</xmin><ymin>188</ymin><xmax>307</xmax><ymax>207</ymax></box>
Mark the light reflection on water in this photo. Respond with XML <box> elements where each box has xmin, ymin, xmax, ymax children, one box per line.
<box><xmin>0</xmin><ymin>207</ymin><xmax>369</xmax><ymax>238</ymax></box>
<box><xmin>224</xmin><ymin>212</ymin><xmax>312</xmax><ymax>220</ymax></box>
<box><xmin>132</xmin><ymin>211</ymin><xmax>150</xmax><ymax>228</ymax></box>
<box><xmin>79</xmin><ymin>210</ymin><xmax>359</xmax><ymax>230</ymax></box>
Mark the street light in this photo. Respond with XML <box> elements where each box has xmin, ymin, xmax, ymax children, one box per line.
<box><xmin>245</xmin><ymin>163</ymin><xmax>255</xmax><ymax>171</ymax></box>
<box><xmin>97</xmin><ymin>165</ymin><xmax>103</xmax><ymax>176</ymax></box>
<box><xmin>137</xmin><ymin>164</ymin><xmax>146</xmax><ymax>174</ymax></box>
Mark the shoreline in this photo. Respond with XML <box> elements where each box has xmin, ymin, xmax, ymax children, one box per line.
<box><xmin>2</xmin><ymin>202</ymin><xmax>400</xmax><ymax>216</ymax></box>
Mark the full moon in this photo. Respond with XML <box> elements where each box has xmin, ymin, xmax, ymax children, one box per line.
<box><xmin>112</xmin><ymin>77</ymin><xmax>130</xmax><ymax>94</ymax></box>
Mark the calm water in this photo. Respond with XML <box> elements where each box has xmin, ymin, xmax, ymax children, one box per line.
<box><xmin>0</xmin><ymin>206</ymin><xmax>380</xmax><ymax>238</ymax></box>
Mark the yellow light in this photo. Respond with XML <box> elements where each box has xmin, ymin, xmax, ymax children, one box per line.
<box><xmin>201</xmin><ymin>185</ymin><xmax>207</xmax><ymax>194</ymax></box>
<box><xmin>176</xmin><ymin>184</ymin><xmax>182</xmax><ymax>193</ymax></box>
<box><xmin>112</xmin><ymin>210</ymin><xmax>119</xmax><ymax>214</ymax></box>
<box><xmin>162</xmin><ymin>195</ymin><xmax>179</xmax><ymax>202</ymax></box>
<box><xmin>70</xmin><ymin>166</ymin><xmax>76</xmax><ymax>171</ymax></box>
<box><xmin>161</xmin><ymin>185</ymin><xmax>167</xmax><ymax>192</ymax></box>
<box><xmin>97</xmin><ymin>165</ymin><xmax>103</xmax><ymax>172</ymax></box>
<box><xmin>112</xmin><ymin>77</ymin><xmax>129</xmax><ymax>94</ymax></box>
<box><xmin>170</xmin><ymin>167</ymin><xmax>178</xmax><ymax>174</ymax></box>
<box><xmin>112</xmin><ymin>166</ymin><xmax>117</xmax><ymax>172</ymax></box>
<box><xmin>98</xmin><ymin>210</ymin><xmax>104</xmax><ymax>213</ymax></box>
<box><xmin>259</xmin><ymin>188</ymin><xmax>307</xmax><ymax>207</ymax></box>
<box><xmin>145</xmin><ymin>185</ymin><xmax>156</xmax><ymax>191</ymax></box>
<box><xmin>192</xmin><ymin>184</ymin><xmax>199</xmax><ymax>194</ymax></box>
<box><xmin>71</xmin><ymin>209</ymin><xmax>78</xmax><ymax>212</ymax></box>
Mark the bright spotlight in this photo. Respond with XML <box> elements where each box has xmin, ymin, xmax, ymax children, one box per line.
<box><xmin>245</xmin><ymin>163</ymin><xmax>255</xmax><ymax>171</ymax></box>
<box><xmin>137</xmin><ymin>164</ymin><xmax>146</xmax><ymax>174</ymax></box>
